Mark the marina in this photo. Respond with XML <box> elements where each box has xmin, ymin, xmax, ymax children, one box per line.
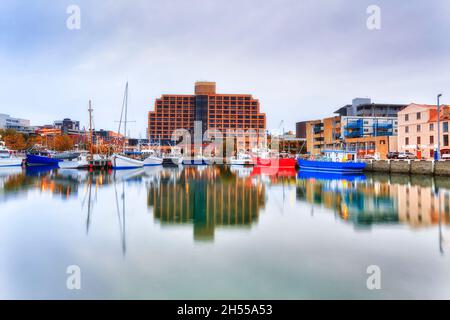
<box><xmin>1</xmin><ymin>165</ymin><xmax>450</xmax><ymax>299</ymax></box>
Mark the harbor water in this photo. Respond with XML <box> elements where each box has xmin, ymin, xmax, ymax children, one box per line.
<box><xmin>1</xmin><ymin>166</ymin><xmax>450</xmax><ymax>299</ymax></box>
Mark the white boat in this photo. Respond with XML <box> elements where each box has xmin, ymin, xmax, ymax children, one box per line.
<box><xmin>0</xmin><ymin>140</ymin><xmax>23</xmax><ymax>167</ymax></box>
<box><xmin>142</xmin><ymin>149</ymin><xmax>163</xmax><ymax>166</ymax></box>
<box><xmin>58</xmin><ymin>153</ymin><xmax>90</xmax><ymax>169</ymax></box>
<box><xmin>111</xmin><ymin>82</ymin><xmax>145</xmax><ymax>170</ymax></box>
<box><xmin>230</xmin><ymin>151</ymin><xmax>253</xmax><ymax>166</ymax></box>
<box><xmin>162</xmin><ymin>146</ymin><xmax>183</xmax><ymax>166</ymax></box>
<box><xmin>111</xmin><ymin>153</ymin><xmax>144</xmax><ymax>169</ymax></box>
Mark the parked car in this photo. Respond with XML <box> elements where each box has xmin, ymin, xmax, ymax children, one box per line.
<box><xmin>387</xmin><ymin>152</ymin><xmax>399</xmax><ymax>159</ymax></box>
<box><xmin>398</xmin><ymin>152</ymin><xmax>416</xmax><ymax>160</ymax></box>
<box><xmin>442</xmin><ymin>154</ymin><xmax>450</xmax><ymax>161</ymax></box>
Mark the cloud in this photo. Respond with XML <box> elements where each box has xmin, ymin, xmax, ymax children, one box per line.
<box><xmin>0</xmin><ymin>0</ymin><xmax>449</xmax><ymax>135</ymax></box>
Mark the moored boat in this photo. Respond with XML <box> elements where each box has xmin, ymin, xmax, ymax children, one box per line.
<box><xmin>251</xmin><ymin>148</ymin><xmax>297</xmax><ymax>169</ymax></box>
<box><xmin>111</xmin><ymin>154</ymin><xmax>144</xmax><ymax>169</ymax></box>
<box><xmin>26</xmin><ymin>152</ymin><xmax>62</xmax><ymax>166</ymax></box>
<box><xmin>230</xmin><ymin>151</ymin><xmax>253</xmax><ymax>166</ymax></box>
<box><xmin>142</xmin><ymin>149</ymin><xmax>163</xmax><ymax>166</ymax></box>
<box><xmin>0</xmin><ymin>140</ymin><xmax>23</xmax><ymax>167</ymax></box>
<box><xmin>298</xmin><ymin>150</ymin><xmax>366</xmax><ymax>174</ymax></box>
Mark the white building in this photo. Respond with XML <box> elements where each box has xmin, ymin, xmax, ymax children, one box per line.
<box><xmin>0</xmin><ymin>114</ymin><xmax>32</xmax><ymax>134</ymax></box>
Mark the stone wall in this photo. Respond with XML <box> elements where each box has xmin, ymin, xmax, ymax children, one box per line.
<box><xmin>364</xmin><ymin>160</ymin><xmax>450</xmax><ymax>176</ymax></box>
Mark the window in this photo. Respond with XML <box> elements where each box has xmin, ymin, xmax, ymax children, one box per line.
<box><xmin>430</xmin><ymin>123</ymin><xmax>434</xmax><ymax>131</ymax></box>
<box><xmin>417</xmin><ymin>125</ymin><xmax>421</xmax><ymax>132</ymax></box>
<box><xmin>430</xmin><ymin>136</ymin><xmax>434</xmax><ymax>144</ymax></box>
<box><xmin>444</xmin><ymin>122</ymin><xmax>449</xmax><ymax>133</ymax></box>
<box><xmin>417</xmin><ymin>137</ymin><xmax>421</xmax><ymax>145</ymax></box>
<box><xmin>405</xmin><ymin>137</ymin><xmax>409</xmax><ymax>145</ymax></box>
<box><xmin>417</xmin><ymin>112</ymin><xmax>421</xmax><ymax>120</ymax></box>
<box><xmin>405</xmin><ymin>126</ymin><xmax>409</xmax><ymax>133</ymax></box>
<box><xmin>445</xmin><ymin>135</ymin><xmax>449</xmax><ymax>147</ymax></box>
<box><xmin>405</xmin><ymin>114</ymin><xmax>409</xmax><ymax>121</ymax></box>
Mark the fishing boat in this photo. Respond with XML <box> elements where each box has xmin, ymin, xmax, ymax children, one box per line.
<box><xmin>298</xmin><ymin>150</ymin><xmax>366</xmax><ymax>174</ymax></box>
<box><xmin>0</xmin><ymin>140</ymin><xmax>23</xmax><ymax>167</ymax></box>
<box><xmin>251</xmin><ymin>148</ymin><xmax>297</xmax><ymax>169</ymax></box>
<box><xmin>142</xmin><ymin>149</ymin><xmax>163</xmax><ymax>166</ymax></box>
<box><xmin>162</xmin><ymin>146</ymin><xmax>183</xmax><ymax>166</ymax></box>
<box><xmin>230</xmin><ymin>150</ymin><xmax>253</xmax><ymax>166</ymax></box>
<box><xmin>58</xmin><ymin>152</ymin><xmax>100</xmax><ymax>169</ymax></box>
<box><xmin>111</xmin><ymin>82</ymin><xmax>144</xmax><ymax>169</ymax></box>
<box><xmin>26</xmin><ymin>148</ymin><xmax>62</xmax><ymax>166</ymax></box>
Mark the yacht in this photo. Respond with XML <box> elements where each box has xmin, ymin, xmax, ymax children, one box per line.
<box><xmin>0</xmin><ymin>140</ymin><xmax>23</xmax><ymax>167</ymax></box>
<box><xmin>111</xmin><ymin>82</ymin><xmax>144</xmax><ymax>169</ymax></box>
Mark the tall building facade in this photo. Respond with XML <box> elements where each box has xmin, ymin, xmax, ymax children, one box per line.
<box><xmin>334</xmin><ymin>98</ymin><xmax>406</xmax><ymax>117</ymax></box>
<box><xmin>0</xmin><ymin>114</ymin><xmax>32</xmax><ymax>134</ymax></box>
<box><xmin>148</xmin><ymin>82</ymin><xmax>266</xmax><ymax>149</ymax></box>
<box><xmin>397</xmin><ymin>103</ymin><xmax>450</xmax><ymax>159</ymax></box>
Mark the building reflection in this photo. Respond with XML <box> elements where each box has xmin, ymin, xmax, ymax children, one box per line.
<box><xmin>147</xmin><ymin>166</ymin><xmax>266</xmax><ymax>241</ymax></box>
<box><xmin>296</xmin><ymin>172</ymin><xmax>450</xmax><ymax>229</ymax></box>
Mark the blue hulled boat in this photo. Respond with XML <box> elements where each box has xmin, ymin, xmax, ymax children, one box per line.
<box><xmin>26</xmin><ymin>153</ymin><xmax>62</xmax><ymax>166</ymax></box>
<box><xmin>298</xmin><ymin>150</ymin><xmax>366</xmax><ymax>174</ymax></box>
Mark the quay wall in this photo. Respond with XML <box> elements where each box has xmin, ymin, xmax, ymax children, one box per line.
<box><xmin>364</xmin><ymin>160</ymin><xmax>450</xmax><ymax>176</ymax></box>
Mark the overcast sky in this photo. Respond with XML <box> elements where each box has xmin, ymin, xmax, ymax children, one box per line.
<box><xmin>0</xmin><ymin>0</ymin><xmax>449</xmax><ymax>137</ymax></box>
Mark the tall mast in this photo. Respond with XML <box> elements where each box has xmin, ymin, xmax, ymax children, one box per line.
<box><xmin>123</xmin><ymin>82</ymin><xmax>129</xmax><ymax>153</ymax></box>
<box><xmin>88</xmin><ymin>100</ymin><xmax>94</xmax><ymax>159</ymax></box>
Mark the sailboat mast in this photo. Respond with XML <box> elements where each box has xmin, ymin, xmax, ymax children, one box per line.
<box><xmin>88</xmin><ymin>100</ymin><xmax>94</xmax><ymax>159</ymax></box>
<box><xmin>123</xmin><ymin>82</ymin><xmax>128</xmax><ymax>153</ymax></box>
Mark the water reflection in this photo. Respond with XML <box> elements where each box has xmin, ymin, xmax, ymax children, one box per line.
<box><xmin>2</xmin><ymin>166</ymin><xmax>450</xmax><ymax>245</ymax></box>
<box><xmin>296</xmin><ymin>172</ymin><xmax>450</xmax><ymax>230</ymax></box>
<box><xmin>147</xmin><ymin>166</ymin><xmax>266</xmax><ymax>241</ymax></box>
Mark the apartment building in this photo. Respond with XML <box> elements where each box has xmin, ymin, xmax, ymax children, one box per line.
<box><xmin>148</xmin><ymin>82</ymin><xmax>266</xmax><ymax>150</ymax></box>
<box><xmin>397</xmin><ymin>103</ymin><xmax>450</xmax><ymax>159</ymax></box>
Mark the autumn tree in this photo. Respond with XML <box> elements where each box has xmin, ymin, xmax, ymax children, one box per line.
<box><xmin>53</xmin><ymin>135</ymin><xmax>74</xmax><ymax>151</ymax></box>
<box><xmin>2</xmin><ymin>131</ymin><xmax>27</xmax><ymax>150</ymax></box>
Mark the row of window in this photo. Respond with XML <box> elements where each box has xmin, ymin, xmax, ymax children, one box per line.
<box><xmin>405</xmin><ymin>135</ymin><xmax>449</xmax><ymax>146</ymax></box>
<box><xmin>404</xmin><ymin>122</ymin><xmax>448</xmax><ymax>133</ymax></box>
<box><xmin>404</xmin><ymin>112</ymin><xmax>422</xmax><ymax>121</ymax></box>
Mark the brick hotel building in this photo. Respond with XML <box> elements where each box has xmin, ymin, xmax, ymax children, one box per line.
<box><xmin>148</xmin><ymin>82</ymin><xmax>266</xmax><ymax>150</ymax></box>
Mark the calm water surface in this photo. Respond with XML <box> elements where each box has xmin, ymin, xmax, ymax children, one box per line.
<box><xmin>1</xmin><ymin>165</ymin><xmax>450</xmax><ymax>299</ymax></box>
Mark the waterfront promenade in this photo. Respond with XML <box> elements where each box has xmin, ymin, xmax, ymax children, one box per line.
<box><xmin>365</xmin><ymin>159</ymin><xmax>450</xmax><ymax>176</ymax></box>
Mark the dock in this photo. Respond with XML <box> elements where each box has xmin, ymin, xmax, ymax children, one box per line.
<box><xmin>364</xmin><ymin>160</ymin><xmax>450</xmax><ymax>176</ymax></box>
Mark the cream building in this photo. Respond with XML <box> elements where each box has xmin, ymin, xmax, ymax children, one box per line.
<box><xmin>397</xmin><ymin>103</ymin><xmax>450</xmax><ymax>159</ymax></box>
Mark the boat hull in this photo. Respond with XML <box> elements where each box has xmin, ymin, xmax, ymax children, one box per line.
<box><xmin>298</xmin><ymin>159</ymin><xmax>366</xmax><ymax>174</ymax></box>
<box><xmin>26</xmin><ymin>154</ymin><xmax>61</xmax><ymax>166</ymax></box>
<box><xmin>252</xmin><ymin>157</ymin><xmax>297</xmax><ymax>168</ymax></box>
<box><xmin>58</xmin><ymin>159</ymin><xmax>89</xmax><ymax>169</ymax></box>
<box><xmin>0</xmin><ymin>158</ymin><xmax>23</xmax><ymax>167</ymax></box>
<box><xmin>111</xmin><ymin>154</ymin><xmax>144</xmax><ymax>169</ymax></box>
<box><xmin>143</xmin><ymin>156</ymin><xmax>163</xmax><ymax>167</ymax></box>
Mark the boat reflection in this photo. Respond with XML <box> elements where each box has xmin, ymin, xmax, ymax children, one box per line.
<box><xmin>147</xmin><ymin>166</ymin><xmax>266</xmax><ymax>241</ymax></box>
<box><xmin>296</xmin><ymin>172</ymin><xmax>450</xmax><ymax>230</ymax></box>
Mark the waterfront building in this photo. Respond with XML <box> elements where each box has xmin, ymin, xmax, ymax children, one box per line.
<box><xmin>397</xmin><ymin>103</ymin><xmax>450</xmax><ymax>159</ymax></box>
<box><xmin>53</xmin><ymin>118</ymin><xmax>80</xmax><ymax>135</ymax></box>
<box><xmin>305</xmin><ymin>116</ymin><xmax>342</xmax><ymax>155</ymax></box>
<box><xmin>295</xmin><ymin>121</ymin><xmax>307</xmax><ymax>139</ymax></box>
<box><xmin>304</xmin><ymin>98</ymin><xmax>406</xmax><ymax>158</ymax></box>
<box><xmin>334</xmin><ymin>98</ymin><xmax>406</xmax><ymax>117</ymax></box>
<box><xmin>0</xmin><ymin>113</ymin><xmax>32</xmax><ymax>134</ymax></box>
<box><xmin>148</xmin><ymin>82</ymin><xmax>266</xmax><ymax>151</ymax></box>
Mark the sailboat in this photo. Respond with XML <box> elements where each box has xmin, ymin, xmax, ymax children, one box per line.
<box><xmin>111</xmin><ymin>82</ymin><xmax>145</xmax><ymax>169</ymax></box>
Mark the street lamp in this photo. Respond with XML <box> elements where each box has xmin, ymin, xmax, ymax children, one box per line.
<box><xmin>437</xmin><ymin>94</ymin><xmax>443</xmax><ymax>160</ymax></box>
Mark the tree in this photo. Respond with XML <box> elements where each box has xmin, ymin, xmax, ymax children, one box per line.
<box><xmin>3</xmin><ymin>131</ymin><xmax>27</xmax><ymax>150</ymax></box>
<box><xmin>53</xmin><ymin>135</ymin><xmax>74</xmax><ymax>151</ymax></box>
